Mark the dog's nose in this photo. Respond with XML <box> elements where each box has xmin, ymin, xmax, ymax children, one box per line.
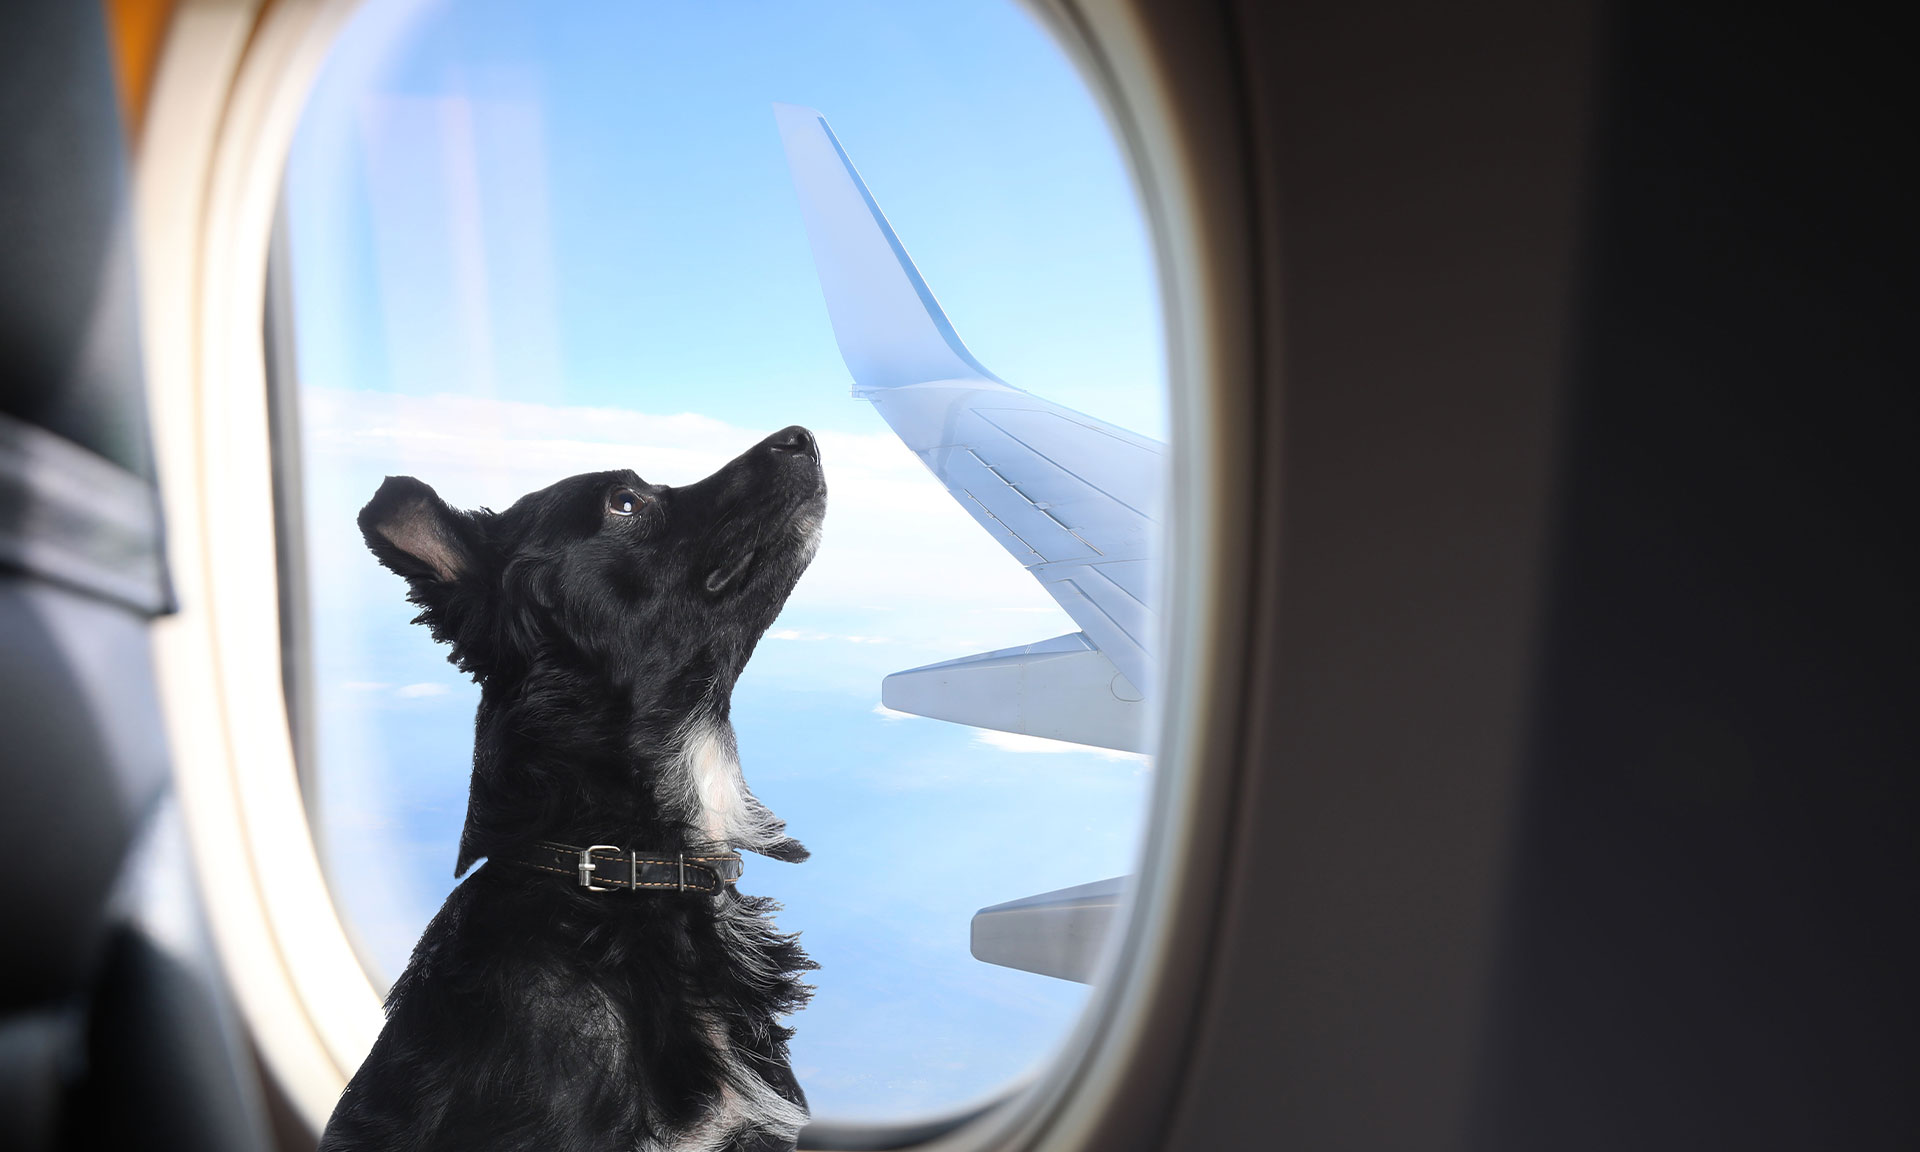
<box><xmin>768</xmin><ymin>426</ymin><xmax>818</xmax><ymax>460</ymax></box>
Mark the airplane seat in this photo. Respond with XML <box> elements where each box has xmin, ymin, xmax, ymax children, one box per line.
<box><xmin>0</xmin><ymin>2</ymin><xmax>272</xmax><ymax>1150</ymax></box>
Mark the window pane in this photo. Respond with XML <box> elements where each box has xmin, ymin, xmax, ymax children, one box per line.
<box><xmin>283</xmin><ymin>0</ymin><xmax>1165</xmax><ymax>1121</ymax></box>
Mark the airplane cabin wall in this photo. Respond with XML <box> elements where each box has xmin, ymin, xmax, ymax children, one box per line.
<box><xmin>1118</xmin><ymin>0</ymin><xmax>1918</xmax><ymax>1148</ymax></box>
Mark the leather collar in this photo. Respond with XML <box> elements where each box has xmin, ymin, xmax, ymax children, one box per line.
<box><xmin>504</xmin><ymin>841</ymin><xmax>743</xmax><ymax>896</ymax></box>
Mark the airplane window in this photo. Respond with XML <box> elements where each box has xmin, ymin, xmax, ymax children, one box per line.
<box><xmin>276</xmin><ymin>0</ymin><xmax>1167</xmax><ymax>1124</ymax></box>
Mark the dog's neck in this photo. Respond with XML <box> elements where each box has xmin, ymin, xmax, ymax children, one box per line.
<box><xmin>456</xmin><ymin>665</ymin><xmax>796</xmax><ymax>874</ymax></box>
<box><xmin>670</xmin><ymin>714</ymin><xmax>786</xmax><ymax>850</ymax></box>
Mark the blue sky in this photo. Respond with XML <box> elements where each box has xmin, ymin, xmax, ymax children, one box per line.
<box><xmin>285</xmin><ymin>0</ymin><xmax>1165</xmax><ymax>1122</ymax></box>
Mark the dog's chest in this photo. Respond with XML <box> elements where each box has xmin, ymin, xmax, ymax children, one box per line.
<box><xmin>504</xmin><ymin>929</ymin><xmax>804</xmax><ymax>1151</ymax></box>
<box><xmin>660</xmin><ymin>1012</ymin><xmax>806</xmax><ymax>1152</ymax></box>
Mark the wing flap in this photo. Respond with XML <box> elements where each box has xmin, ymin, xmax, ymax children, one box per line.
<box><xmin>880</xmin><ymin>633</ymin><xmax>1150</xmax><ymax>754</ymax></box>
<box><xmin>969</xmin><ymin>877</ymin><xmax>1130</xmax><ymax>984</ymax></box>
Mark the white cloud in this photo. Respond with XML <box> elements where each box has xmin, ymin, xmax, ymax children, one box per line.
<box><xmin>769</xmin><ymin>628</ymin><xmax>892</xmax><ymax>645</ymax></box>
<box><xmin>395</xmin><ymin>682</ymin><xmax>453</xmax><ymax>698</ymax></box>
<box><xmin>871</xmin><ymin>703</ymin><xmax>918</xmax><ymax>721</ymax></box>
<box><xmin>971</xmin><ymin>729</ymin><xmax>1149</xmax><ymax>763</ymax></box>
<box><xmin>301</xmin><ymin>388</ymin><xmax>1077</xmax><ymax>668</ymax></box>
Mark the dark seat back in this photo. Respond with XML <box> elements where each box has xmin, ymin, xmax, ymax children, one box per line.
<box><xmin>0</xmin><ymin>3</ymin><xmax>271</xmax><ymax>1149</ymax></box>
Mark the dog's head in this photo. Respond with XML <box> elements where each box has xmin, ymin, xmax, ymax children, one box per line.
<box><xmin>357</xmin><ymin>426</ymin><xmax>825</xmax><ymax>867</ymax></box>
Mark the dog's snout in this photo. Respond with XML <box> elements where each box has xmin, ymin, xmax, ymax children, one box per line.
<box><xmin>767</xmin><ymin>426</ymin><xmax>818</xmax><ymax>460</ymax></box>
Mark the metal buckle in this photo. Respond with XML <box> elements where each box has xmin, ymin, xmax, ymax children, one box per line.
<box><xmin>578</xmin><ymin>844</ymin><xmax>621</xmax><ymax>891</ymax></box>
<box><xmin>678</xmin><ymin>852</ymin><xmax>686</xmax><ymax>893</ymax></box>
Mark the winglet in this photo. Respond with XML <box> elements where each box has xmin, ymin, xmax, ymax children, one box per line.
<box><xmin>773</xmin><ymin>103</ymin><xmax>1005</xmax><ymax>393</ymax></box>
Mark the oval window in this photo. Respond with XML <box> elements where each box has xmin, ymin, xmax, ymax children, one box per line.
<box><xmin>277</xmin><ymin>0</ymin><xmax>1167</xmax><ymax>1124</ymax></box>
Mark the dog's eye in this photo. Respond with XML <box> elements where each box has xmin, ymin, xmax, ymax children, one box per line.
<box><xmin>608</xmin><ymin>488</ymin><xmax>648</xmax><ymax>517</ymax></box>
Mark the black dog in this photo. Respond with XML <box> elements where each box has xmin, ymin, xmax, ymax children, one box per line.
<box><xmin>319</xmin><ymin>426</ymin><xmax>826</xmax><ymax>1152</ymax></box>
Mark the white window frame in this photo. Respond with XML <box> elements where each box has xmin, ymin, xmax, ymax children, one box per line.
<box><xmin>132</xmin><ymin>0</ymin><xmax>1255</xmax><ymax>1145</ymax></box>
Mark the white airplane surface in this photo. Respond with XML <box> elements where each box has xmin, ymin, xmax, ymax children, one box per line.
<box><xmin>773</xmin><ymin>103</ymin><xmax>1164</xmax><ymax>757</ymax></box>
<box><xmin>774</xmin><ymin>104</ymin><xmax>1157</xmax><ymax>983</ymax></box>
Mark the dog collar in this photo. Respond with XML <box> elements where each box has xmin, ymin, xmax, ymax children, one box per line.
<box><xmin>504</xmin><ymin>842</ymin><xmax>744</xmax><ymax>895</ymax></box>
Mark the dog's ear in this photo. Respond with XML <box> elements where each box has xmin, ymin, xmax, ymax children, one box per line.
<box><xmin>358</xmin><ymin>476</ymin><xmax>481</xmax><ymax>594</ymax></box>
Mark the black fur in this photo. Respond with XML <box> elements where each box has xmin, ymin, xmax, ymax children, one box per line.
<box><xmin>320</xmin><ymin>426</ymin><xmax>827</xmax><ymax>1152</ymax></box>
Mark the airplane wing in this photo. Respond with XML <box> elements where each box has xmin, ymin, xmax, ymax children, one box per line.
<box><xmin>774</xmin><ymin>104</ymin><xmax>1163</xmax><ymax>754</ymax></box>
<box><xmin>970</xmin><ymin>877</ymin><xmax>1129</xmax><ymax>983</ymax></box>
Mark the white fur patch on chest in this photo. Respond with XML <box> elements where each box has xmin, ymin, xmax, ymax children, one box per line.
<box><xmin>675</xmin><ymin>720</ymin><xmax>783</xmax><ymax>850</ymax></box>
<box><xmin>679</xmin><ymin>723</ymin><xmax>745</xmax><ymax>845</ymax></box>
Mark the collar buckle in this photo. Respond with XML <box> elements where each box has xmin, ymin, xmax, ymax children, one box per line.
<box><xmin>577</xmin><ymin>844</ymin><xmax>621</xmax><ymax>891</ymax></box>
